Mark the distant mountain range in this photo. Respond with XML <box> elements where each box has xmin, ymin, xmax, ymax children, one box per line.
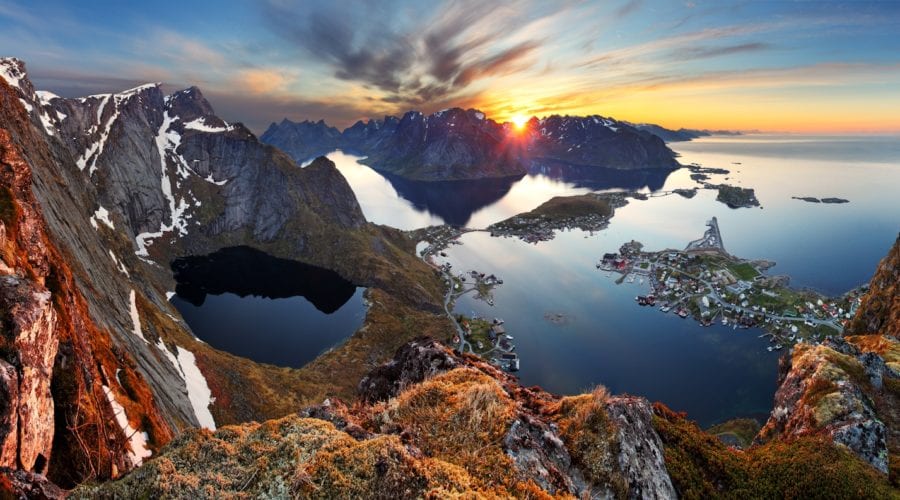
<box><xmin>261</xmin><ymin>109</ymin><xmax>680</xmax><ymax>181</ymax></box>
<box><xmin>632</xmin><ymin>123</ymin><xmax>743</xmax><ymax>142</ymax></box>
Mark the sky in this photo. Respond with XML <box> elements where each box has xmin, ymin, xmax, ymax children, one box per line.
<box><xmin>2</xmin><ymin>0</ymin><xmax>900</xmax><ymax>134</ymax></box>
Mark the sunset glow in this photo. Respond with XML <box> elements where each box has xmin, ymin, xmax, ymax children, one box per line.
<box><xmin>3</xmin><ymin>1</ymin><xmax>900</xmax><ymax>134</ymax></box>
<box><xmin>510</xmin><ymin>114</ymin><xmax>529</xmax><ymax>130</ymax></box>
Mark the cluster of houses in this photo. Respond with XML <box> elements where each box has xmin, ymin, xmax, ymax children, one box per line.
<box><xmin>490</xmin><ymin>212</ymin><xmax>613</xmax><ymax>244</ymax></box>
<box><xmin>597</xmin><ymin>240</ymin><xmax>859</xmax><ymax>351</ymax></box>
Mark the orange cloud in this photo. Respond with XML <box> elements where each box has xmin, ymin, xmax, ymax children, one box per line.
<box><xmin>238</xmin><ymin>69</ymin><xmax>290</xmax><ymax>94</ymax></box>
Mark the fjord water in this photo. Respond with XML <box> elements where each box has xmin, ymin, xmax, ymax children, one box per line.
<box><xmin>170</xmin><ymin>247</ymin><xmax>366</xmax><ymax>368</ymax></box>
<box><xmin>442</xmin><ymin>231</ymin><xmax>781</xmax><ymax>427</ymax></box>
<box><xmin>330</xmin><ymin>134</ymin><xmax>900</xmax><ymax>426</ymax></box>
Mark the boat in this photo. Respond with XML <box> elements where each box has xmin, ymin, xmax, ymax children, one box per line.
<box><xmin>721</xmin><ymin>318</ymin><xmax>728</xmax><ymax>325</ymax></box>
<box><xmin>767</xmin><ymin>346</ymin><xmax>774</xmax><ymax>352</ymax></box>
<box><xmin>775</xmin><ymin>344</ymin><xmax>783</xmax><ymax>350</ymax></box>
<box><xmin>505</xmin><ymin>335</ymin><xmax>514</xmax><ymax>340</ymax></box>
<box><xmin>678</xmin><ymin>309</ymin><xmax>689</xmax><ymax>318</ymax></box>
<box><xmin>660</xmin><ymin>306</ymin><xmax>670</xmax><ymax>313</ymax></box>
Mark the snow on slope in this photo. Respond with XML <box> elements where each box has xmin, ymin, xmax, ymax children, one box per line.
<box><xmin>175</xmin><ymin>347</ymin><xmax>216</xmax><ymax>429</ymax></box>
<box><xmin>102</xmin><ymin>385</ymin><xmax>152</xmax><ymax>466</ymax></box>
<box><xmin>183</xmin><ymin>117</ymin><xmax>231</xmax><ymax>133</ymax></box>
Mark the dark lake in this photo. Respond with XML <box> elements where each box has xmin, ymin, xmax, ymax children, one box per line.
<box><xmin>170</xmin><ymin>246</ymin><xmax>366</xmax><ymax>368</ymax></box>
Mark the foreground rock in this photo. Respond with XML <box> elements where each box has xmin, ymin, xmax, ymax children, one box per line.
<box><xmin>847</xmin><ymin>234</ymin><xmax>900</xmax><ymax>337</ymax></box>
<box><xmin>756</xmin><ymin>337</ymin><xmax>897</xmax><ymax>473</ymax></box>
<box><xmin>79</xmin><ymin>336</ymin><xmax>898</xmax><ymax>498</ymax></box>
<box><xmin>79</xmin><ymin>338</ymin><xmax>680</xmax><ymax>498</ymax></box>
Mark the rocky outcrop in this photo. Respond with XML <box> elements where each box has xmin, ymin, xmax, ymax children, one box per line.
<box><xmin>757</xmin><ymin>337</ymin><xmax>897</xmax><ymax>474</ymax></box>
<box><xmin>0</xmin><ymin>275</ymin><xmax>58</xmax><ymax>473</ymax></box>
<box><xmin>80</xmin><ymin>337</ymin><xmax>680</xmax><ymax>497</ymax></box>
<box><xmin>261</xmin><ymin>109</ymin><xmax>680</xmax><ymax>181</ymax></box>
<box><xmin>357</xmin><ymin>336</ymin><xmax>459</xmax><ymax>402</ymax></box>
<box><xmin>606</xmin><ymin>396</ymin><xmax>677</xmax><ymax>498</ymax></box>
<box><xmin>2</xmin><ymin>58</ymin><xmax>184</xmax><ymax>485</ymax></box>
<box><xmin>847</xmin><ymin>234</ymin><xmax>899</xmax><ymax>337</ymax></box>
<box><xmin>0</xmin><ymin>467</ymin><xmax>65</xmax><ymax>499</ymax></box>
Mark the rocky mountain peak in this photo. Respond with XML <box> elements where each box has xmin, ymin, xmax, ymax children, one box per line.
<box><xmin>0</xmin><ymin>58</ymin><xmax>30</xmax><ymax>95</ymax></box>
<box><xmin>165</xmin><ymin>86</ymin><xmax>217</xmax><ymax>123</ymax></box>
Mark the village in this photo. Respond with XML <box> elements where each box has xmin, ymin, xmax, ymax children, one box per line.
<box><xmin>597</xmin><ymin>217</ymin><xmax>866</xmax><ymax>351</ymax></box>
<box><xmin>416</xmin><ymin>237</ymin><xmax>520</xmax><ymax>372</ymax></box>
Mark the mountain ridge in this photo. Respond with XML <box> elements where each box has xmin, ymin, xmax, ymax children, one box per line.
<box><xmin>261</xmin><ymin>108</ymin><xmax>680</xmax><ymax>181</ymax></box>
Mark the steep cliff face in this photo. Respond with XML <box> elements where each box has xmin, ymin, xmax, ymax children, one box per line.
<box><xmin>261</xmin><ymin>108</ymin><xmax>680</xmax><ymax>181</ymax></box>
<box><xmin>847</xmin><ymin>234</ymin><xmax>899</xmax><ymax>337</ymax></box>
<box><xmin>0</xmin><ymin>69</ymin><xmax>177</xmax><ymax>489</ymax></box>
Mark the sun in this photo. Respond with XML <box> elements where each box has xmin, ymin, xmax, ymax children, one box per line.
<box><xmin>510</xmin><ymin>114</ymin><xmax>529</xmax><ymax>130</ymax></box>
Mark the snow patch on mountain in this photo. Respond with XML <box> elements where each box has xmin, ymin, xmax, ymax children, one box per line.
<box><xmin>0</xmin><ymin>58</ymin><xmax>25</xmax><ymax>90</ymax></box>
<box><xmin>128</xmin><ymin>289</ymin><xmax>146</xmax><ymax>341</ymax></box>
<box><xmin>184</xmin><ymin>117</ymin><xmax>231</xmax><ymax>133</ymax></box>
<box><xmin>90</xmin><ymin>206</ymin><xmax>115</xmax><ymax>230</ymax></box>
<box><xmin>176</xmin><ymin>346</ymin><xmax>216</xmax><ymax>430</ymax></box>
<box><xmin>108</xmin><ymin>250</ymin><xmax>130</xmax><ymax>277</ymax></box>
<box><xmin>135</xmin><ymin>111</ymin><xmax>192</xmax><ymax>257</ymax></box>
<box><xmin>102</xmin><ymin>385</ymin><xmax>152</xmax><ymax>466</ymax></box>
<box><xmin>154</xmin><ymin>340</ymin><xmax>216</xmax><ymax>430</ymax></box>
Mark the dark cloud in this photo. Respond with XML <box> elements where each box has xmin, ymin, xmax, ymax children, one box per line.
<box><xmin>676</xmin><ymin>42</ymin><xmax>771</xmax><ymax>60</ymax></box>
<box><xmin>261</xmin><ymin>0</ymin><xmax>541</xmax><ymax>109</ymax></box>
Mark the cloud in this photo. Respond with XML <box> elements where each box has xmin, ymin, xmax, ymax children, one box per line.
<box><xmin>675</xmin><ymin>42</ymin><xmax>771</xmax><ymax>60</ymax></box>
<box><xmin>236</xmin><ymin>68</ymin><xmax>291</xmax><ymax>94</ymax></box>
<box><xmin>260</xmin><ymin>0</ymin><xmax>544</xmax><ymax>107</ymax></box>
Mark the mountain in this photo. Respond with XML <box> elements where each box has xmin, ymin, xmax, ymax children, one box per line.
<box><xmin>261</xmin><ymin>109</ymin><xmax>679</xmax><ymax>181</ymax></box>
<box><xmin>634</xmin><ymin>123</ymin><xmax>743</xmax><ymax>143</ymax></box>
<box><xmin>259</xmin><ymin>119</ymin><xmax>341</xmax><ymax>162</ymax></box>
<box><xmin>524</xmin><ymin>115</ymin><xmax>679</xmax><ymax>168</ymax></box>
<box><xmin>0</xmin><ymin>57</ymin><xmax>450</xmax><ymax>488</ymax></box>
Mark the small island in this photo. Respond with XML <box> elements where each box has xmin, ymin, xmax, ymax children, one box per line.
<box><xmin>685</xmin><ymin>164</ymin><xmax>759</xmax><ymax>208</ymax></box>
<box><xmin>714</xmin><ymin>184</ymin><xmax>760</xmax><ymax>209</ymax></box>
<box><xmin>792</xmin><ymin>196</ymin><xmax>849</xmax><ymax>204</ymax></box>
<box><xmin>488</xmin><ymin>192</ymin><xmax>628</xmax><ymax>243</ymax></box>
